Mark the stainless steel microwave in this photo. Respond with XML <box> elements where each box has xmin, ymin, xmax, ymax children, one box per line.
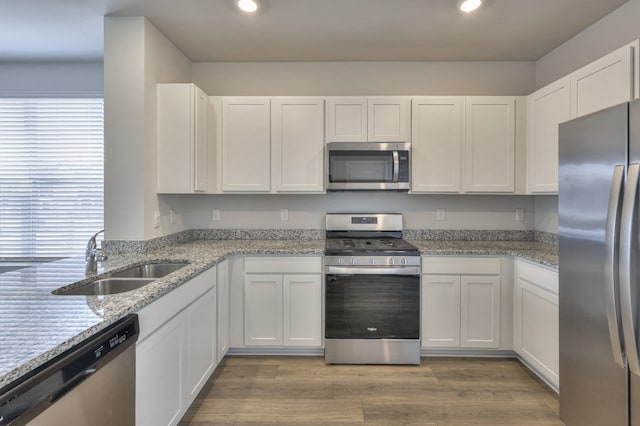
<box><xmin>326</xmin><ymin>142</ymin><xmax>411</xmax><ymax>191</ymax></box>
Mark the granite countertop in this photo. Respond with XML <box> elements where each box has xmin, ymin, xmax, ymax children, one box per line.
<box><xmin>0</xmin><ymin>237</ymin><xmax>556</xmax><ymax>393</ymax></box>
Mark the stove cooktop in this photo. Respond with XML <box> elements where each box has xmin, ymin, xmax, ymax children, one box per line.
<box><xmin>324</xmin><ymin>237</ymin><xmax>419</xmax><ymax>256</ymax></box>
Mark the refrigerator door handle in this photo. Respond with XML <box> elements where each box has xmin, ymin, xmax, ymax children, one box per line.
<box><xmin>620</xmin><ymin>162</ymin><xmax>640</xmax><ymax>376</ymax></box>
<box><xmin>605</xmin><ymin>165</ymin><xmax>626</xmax><ymax>368</ymax></box>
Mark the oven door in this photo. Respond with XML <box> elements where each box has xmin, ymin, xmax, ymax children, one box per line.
<box><xmin>325</xmin><ymin>266</ymin><xmax>420</xmax><ymax>339</ymax></box>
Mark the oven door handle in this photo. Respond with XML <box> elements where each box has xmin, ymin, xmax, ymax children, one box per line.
<box><xmin>325</xmin><ymin>266</ymin><xmax>420</xmax><ymax>275</ymax></box>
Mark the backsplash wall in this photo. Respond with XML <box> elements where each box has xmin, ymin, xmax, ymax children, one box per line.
<box><xmin>158</xmin><ymin>193</ymin><xmax>535</xmax><ymax>233</ymax></box>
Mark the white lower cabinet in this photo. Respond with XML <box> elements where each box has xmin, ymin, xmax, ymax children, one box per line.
<box><xmin>216</xmin><ymin>259</ymin><xmax>230</xmax><ymax>361</ymax></box>
<box><xmin>514</xmin><ymin>259</ymin><xmax>559</xmax><ymax>390</ymax></box>
<box><xmin>136</xmin><ymin>266</ymin><xmax>218</xmax><ymax>426</ymax></box>
<box><xmin>421</xmin><ymin>257</ymin><xmax>501</xmax><ymax>349</ymax></box>
<box><xmin>243</xmin><ymin>256</ymin><xmax>323</xmax><ymax>348</ymax></box>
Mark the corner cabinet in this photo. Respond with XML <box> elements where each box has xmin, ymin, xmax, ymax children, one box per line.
<box><xmin>157</xmin><ymin>83</ymin><xmax>211</xmax><ymax>194</ymax></box>
<box><xmin>421</xmin><ymin>257</ymin><xmax>502</xmax><ymax>349</ymax></box>
<box><xmin>271</xmin><ymin>97</ymin><xmax>325</xmax><ymax>193</ymax></box>
<box><xmin>326</xmin><ymin>97</ymin><xmax>410</xmax><ymax>142</ymax></box>
<box><xmin>514</xmin><ymin>259</ymin><xmax>559</xmax><ymax>390</ymax></box>
<box><xmin>135</xmin><ymin>266</ymin><xmax>218</xmax><ymax>426</ymax></box>
<box><xmin>526</xmin><ymin>77</ymin><xmax>570</xmax><ymax>194</ymax></box>
<box><xmin>243</xmin><ymin>256</ymin><xmax>322</xmax><ymax>348</ymax></box>
<box><xmin>463</xmin><ymin>97</ymin><xmax>515</xmax><ymax>193</ymax></box>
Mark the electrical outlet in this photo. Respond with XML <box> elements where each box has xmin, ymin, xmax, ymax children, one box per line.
<box><xmin>212</xmin><ymin>209</ymin><xmax>221</xmax><ymax>221</ymax></box>
<box><xmin>170</xmin><ymin>209</ymin><xmax>175</xmax><ymax>224</ymax></box>
<box><xmin>436</xmin><ymin>209</ymin><xmax>446</xmax><ymax>221</ymax></box>
<box><xmin>515</xmin><ymin>208</ymin><xmax>525</xmax><ymax>222</ymax></box>
<box><xmin>280</xmin><ymin>209</ymin><xmax>289</xmax><ymax>221</ymax></box>
<box><xmin>153</xmin><ymin>211</ymin><xmax>161</xmax><ymax>228</ymax></box>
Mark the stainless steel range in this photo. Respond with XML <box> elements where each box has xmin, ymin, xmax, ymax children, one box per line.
<box><xmin>324</xmin><ymin>213</ymin><xmax>421</xmax><ymax>365</ymax></box>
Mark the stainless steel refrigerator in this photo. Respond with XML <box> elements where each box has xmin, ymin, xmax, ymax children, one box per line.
<box><xmin>559</xmin><ymin>99</ymin><xmax>640</xmax><ymax>425</ymax></box>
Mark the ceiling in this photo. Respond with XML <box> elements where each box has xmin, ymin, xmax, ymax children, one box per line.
<box><xmin>0</xmin><ymin>0</ymin><xmax>630</xmax><ymax>63</ymax></box>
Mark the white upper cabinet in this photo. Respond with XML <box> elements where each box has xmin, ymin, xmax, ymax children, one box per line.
<box><xmin>463</xmin><ymin>97</ymin><xmax>515</xmax><ymax>193</ymax></box>
<box><xmin>571</xmin><ymin>41</ymin><xmax>637</xmax><ymax>119</ymax></box>
<box><xmin>411</xmin><ymin>97</ymin><xmax>463</xmax><ymax>193</ymax></box>
<box><xmin>326</xmin><ymin>98</ymin><xmax>367</xmax><ymax>142</ymax></box>
<box><xmin>157</xmin><ymin>83</ymin><xmax>211</xmax><ymax>194</ymax></box>
<box><xmin>367</xmin><ymin>97</ymin><xmax>411</xmax><ymax>142</ymax></box>
<box><xmin>271</xmin><ymin>97</ymin><xmax>325</xmax><ymax>193</ymax></box>
<box><xmin>526</xmin><ymin>77</ymin><xmax>571</xmax><ymax>194</ymax></box>
<box><xmin>222</xmin><ymin>97</ymin><xmax>271</xmax><ymax>192</ymax></box>
<box><xmin>326</xmin><ymin>97</ymin><xmax>410</xmax><ymax>142</ymax></box>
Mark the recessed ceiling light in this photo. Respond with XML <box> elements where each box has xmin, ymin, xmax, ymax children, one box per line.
<box><xmin>458</xmin><ymin>0</ymin><xmax>482</xmax><ymax>13</ymax></box>
<box><xmin>237</xmin><ymin>0</ymin><xmax>258</xmax><ymax>13</ymax></box>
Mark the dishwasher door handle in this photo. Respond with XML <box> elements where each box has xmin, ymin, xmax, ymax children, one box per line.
<box><xmin>50</xmin><ymin>367</ymin><xmax>97</xmax><ymax>403</ymax></box>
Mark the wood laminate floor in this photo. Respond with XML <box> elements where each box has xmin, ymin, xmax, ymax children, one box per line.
<box><xmin>179</xmin><ymin>356</ymin><xmax>563</xmax><ymax>426</ymax></box>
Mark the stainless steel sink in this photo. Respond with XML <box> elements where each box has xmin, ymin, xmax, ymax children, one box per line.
<box><xmin>53</xmin><ymin>262</ymin><xmax>187</xmax><ymax>296</ymax></box>
<box><xmin>54</xmin><ymin>278</ymin><xmax>155</xmax><ymax>296</ymax></box>
<box><xmin>110</xmin><ymin>262</ymin><xmax>187</xmax><ymax>279</ymax></box>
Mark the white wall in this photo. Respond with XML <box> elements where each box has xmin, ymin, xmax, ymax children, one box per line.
<box><xmin>161</xmin><ymin>193</ymin><xmax>535</xmax><ymax>231</ymax></box>
<box><xmin>193</xmin><ymin>62</ymin><xmax>536</xmax><ymax>96</ymax></box>
<box><xmin>104</xmin><ymin>17</ymin><xmax>191</xmax><ymax>240</ymax></box>
<box><xmin>0</xmin><ymin>62</ymin><xmax>103</xmax><ymax>94</ymax></box>
<box><xmin>534</xmin><ymin>196</ymin><xmax>558</xmax><ymax>234</ymax></box>
<box><xmin>536</xmin><ymin>0</ymin><xmax>640</xmax><ymax>89</ymax></box>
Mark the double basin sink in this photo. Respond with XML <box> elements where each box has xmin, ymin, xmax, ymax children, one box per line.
<box><xmin>53</xmin><ymin>262</ymin><xmax>188</xmax><ymax>296</ymax></box>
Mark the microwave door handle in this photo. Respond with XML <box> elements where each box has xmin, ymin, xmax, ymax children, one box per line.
<box><xmin>392</xmin><ymin>150</ymin><xmax>399</xmax><ymax>183</ymax></box>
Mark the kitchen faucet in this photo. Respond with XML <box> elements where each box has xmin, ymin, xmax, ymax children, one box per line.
<box><xmin>85</xmin><ymin>229</ymin><xmax>107</xmax><ymax>275</ymax></box>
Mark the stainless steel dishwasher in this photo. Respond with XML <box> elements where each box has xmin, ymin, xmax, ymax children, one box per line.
<box><xmin>0</xmin><ymin>314</ymin><xmax>139</xmax><ymax>426</ymax></box>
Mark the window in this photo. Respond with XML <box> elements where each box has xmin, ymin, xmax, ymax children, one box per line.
<box><xmin>0</xmin><ymin>97</ymin><xmax>104</xmax><ymax>260</ymax></box>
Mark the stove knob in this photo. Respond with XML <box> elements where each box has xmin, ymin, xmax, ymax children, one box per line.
<box><xmin>389</xmin><ymin>258</ymin><xmax>396</xmax><ymax>265</ymax></box>
<box><xmin>400</xmin><ymin>258</ymin><xmax>407</xmax><ymax>265</ymax></box>
<box><xmin>338</xmin><ymin>257</ymin><xmax>345</xmax><ymax>265</ymax></box>
<box><xmin>351</xmin><ymin>257</ymin><xmax>357</xmax><ymax>265</ymax></box>
<box><xmin>369</xmin><ymin>257</ymin><xmax>375</xmax><ymax>265</ymax></box>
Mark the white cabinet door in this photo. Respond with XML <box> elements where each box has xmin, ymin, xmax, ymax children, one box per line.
<box><xmin>571</xmin><ymin>43</ymin><xmax>634</xmax><ymax>119</ymax></box>
<box><xmin>527</xmin><ymin>77</ymin><xmax>571</xmax><ymax>194</ymax></box>
<box><xmin>158</xmin><ymin>83</ymin><xmax>210</xmax><ymax>194</ymax></box>
<box><xmin>222</xmin><ymin>97</ymin><xmax>271</xmax><ymax>192</ymax></box>
<box><xmin>514</xmin><ymin>260</ymin><xmax>559</xmax><ymax>389</ymax></box>
<box><xmin>368</xmin><ymin>97</ymin><xmax>411</xmax><ymax>142</ymax></box>
<box><xmin>283</xmin><ymin>274</ymin><xmax>322</xmax><ymax>347</ymax></box>
<box><xmin>421</xmin><ymin>275</ymin><xmax>461</xmax><ymax>347</ymax></box>
<box><xmin>271</xmin><ymin>97</ymin><xmax>325</xmax><ymax>193</ymax></box>
<box><xmin>411</xmin><ymin>97</ymin><xmax>463</xmax><ymax>193</ymax></box>
<box><xmin>194</xmin><ymin>87</ymin><xmax>209</xmax><ymax>192</ymax></box>
<box><xmin>461</xmin><ymin>275</ymin><xmax>501</xmax><ymax>348</ymax></box>
<box><xmin>136</xmin><ymin>313</ymin><xmax>185</xmax><ymax>426</ymax></box>
<box><xmin>463</xmin><ymin>97</ymin><xmax>515</xmax><ymax>193</ymax></box>
<box><xmin>216</xmin><ymin>260</ymin><xmax>230</xmax><ymax>361</ymax></box>
<box><xmin>185</xmin><ymin>286</ymin><xmax>216</xmax><ymax>403</ymax></box>
<box><xmin>326</xmin><ymin>98</ymin><xmax>367</xmax><ymax>142</ymax></box>
<box><xmin>244</xmin><ymin>274</ymin><xmax>284</xmax><ymax>346</ymax></box>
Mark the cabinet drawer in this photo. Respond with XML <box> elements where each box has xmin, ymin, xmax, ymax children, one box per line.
<box><xmin>244</xmin><ymin>256</ymin><xmax>322</xmax><ymax>274</ymax></box>
<box><xmin>137</xmin><ymin>267</ymin><xmax>216</xmax><ymax>342</ymax></box>
<box><xmin>422</xmin><ymin>256</ymin><xmax>501</xmax><ymax>275</ymax></box>
<box><xmin>517</xmin><ymin>260</ymin><xmax>558</xmax><ymax>295</ymax></box>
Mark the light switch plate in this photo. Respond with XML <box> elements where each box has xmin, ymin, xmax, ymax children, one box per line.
<box><xmin>515</xmin><ymin>208</ymin><xmax>525</xmax><ymax>222</ymax></box>
<box><xmin>436</xmin><ymin>209</ymin><xmax>446</xmax><ymax>221</ymax></box>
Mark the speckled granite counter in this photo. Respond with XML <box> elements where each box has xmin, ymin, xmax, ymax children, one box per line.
<box><xmin>411</xmin><ymin>240</ymin><xmax>558</xmax><ymax>270</ymax></box>
<box><xmin>0</xmin><ymin>237</ymin><xmax>556</xmax><ymax>393</ymax></box>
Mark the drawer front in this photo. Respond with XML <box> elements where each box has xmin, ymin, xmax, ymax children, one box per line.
<box><xmin>422</xmin><ymin>256</ymin><xmax>501</xmax><ymax>275</ymax></box>
<box><xmin>517</xmin><ymin>259</ymin><xmax>558</xmax><ymax>295</ymax></box>
<box><xmin>244</xmin><ymin>256</ymin><xmax>322</xmax><ymax>274</ymax></box>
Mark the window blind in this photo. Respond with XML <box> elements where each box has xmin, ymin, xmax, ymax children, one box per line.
<box><xmin>0</xmin><ymin>98</ymin><xmax>104</xmax><ymax>260</ymax></box>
